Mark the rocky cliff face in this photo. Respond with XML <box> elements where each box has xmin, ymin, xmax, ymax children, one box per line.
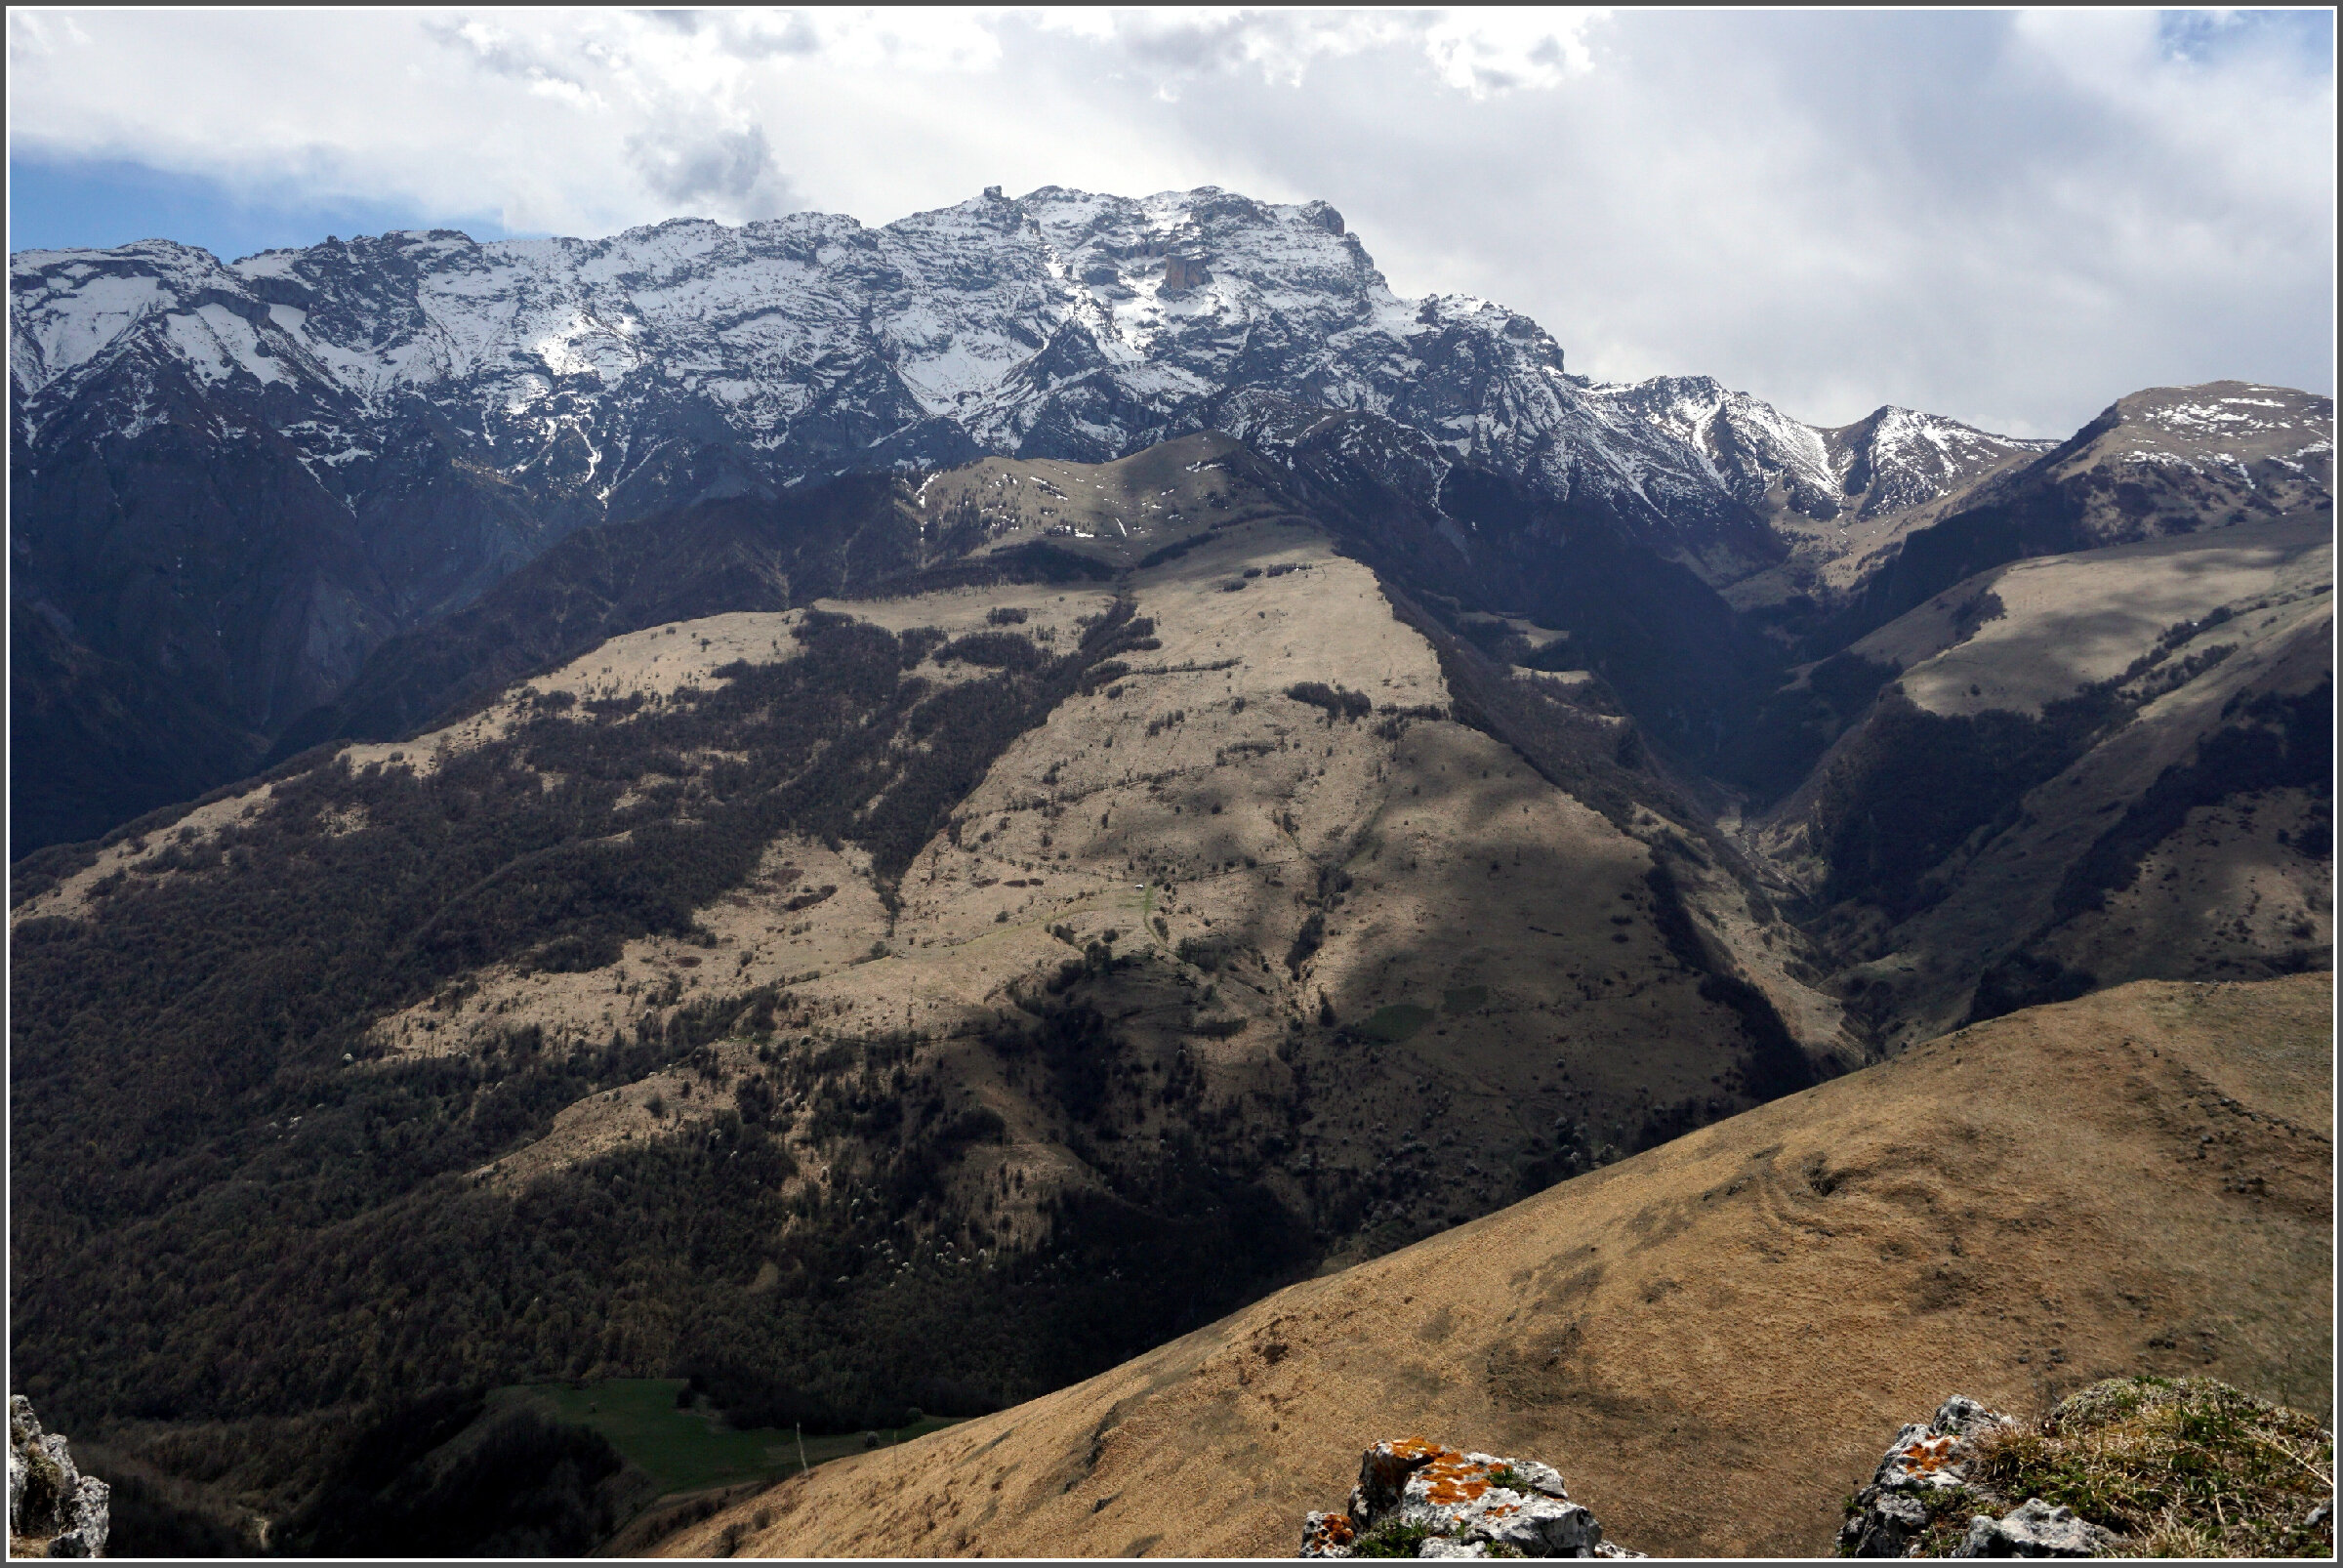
<box><xmin>9</xmin><ymin>1397</ymin><xmax>109</xmax><ymax>1558</ymax></box>
<box><xmin>10</xmin><ymin>186</ymin><xmax>2056</xmax><ymax>849</ymax></box>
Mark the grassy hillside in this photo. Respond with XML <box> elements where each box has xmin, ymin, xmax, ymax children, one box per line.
<box><xmin>653</xmin><ymin>973</ymin><xmax>2331</xmax><ymax>1559</ymax></box>
<box><xmin>502</xmin><ymin>1380</ymin><xmax>957</xmax><ymax>1496</ymax></box>
<box><xmin>11</xmin><ymin>451</ymin><xmax>1832</xmax><ymax>1519</ymax></box>
<box><xmin>12</xmin><ymin>433</ymin><xmax>2325</xmax><ymax>1554</ymax></box>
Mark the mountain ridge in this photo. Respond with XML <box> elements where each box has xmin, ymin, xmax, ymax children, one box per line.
<box><xmin>13</xmin><ymin>187</ymin><xmax>2051</xmax><ymax>574</ymax></box>
<box><xmin>12</xmin><ymin>185</ymin><xmax>2096</xmax><ymax>849</ymax></box>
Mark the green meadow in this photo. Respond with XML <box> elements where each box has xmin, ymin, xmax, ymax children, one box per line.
<box><xmin>499</xmin><ymin>1379</ymin><xmax>961</xmax><ymax>1498</ymax></box>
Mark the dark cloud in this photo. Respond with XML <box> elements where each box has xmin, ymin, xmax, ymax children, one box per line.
<box><xmin>625</xmin><ymin>124</ymin><xmax>799</xmax><ymax>222</ymax></box>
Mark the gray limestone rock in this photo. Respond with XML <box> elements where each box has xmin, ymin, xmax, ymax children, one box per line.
<box><xmin>1932</xmin><ymin>1396</ymin><xmax>2012</xmax><ymax>1442</ymax></box>
<box><xmin>46</xmin><ymin>1478</ymin><xmax>112</xmax><ymax>1561</ymax></box>
<box><xmin>1839</xmin><ymin>1487</ymin><xmax>1930</xmax><ymax>1558</ymax></box>
<box><xmin>8</xmin><ymin>1396</ymin><xmax>107</xmax><ymax>1558</ymax></box>
<box><xmin>1952</xmin><ymin>1498</ymin><xmax>2116</xmax><ymax>1558</ymax></box>
<box><xmin>1840</xmin><ymin>1392</ymin><xmax>2020</xmax><ymax>1555</ymax></box>
<box><xmin>1307</xmin><ymin>1439</ymin><xmax>1633</xmax><ymax>1559</ymax></box>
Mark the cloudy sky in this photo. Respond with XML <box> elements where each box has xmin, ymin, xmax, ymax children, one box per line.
<box><xmin>7</xmin><ymin>8</ymin><xmax>2333</xmax><ymax>435</ymax></box>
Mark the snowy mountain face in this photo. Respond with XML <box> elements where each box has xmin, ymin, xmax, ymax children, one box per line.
<box><xmin>0</xmin><ymin>184</ymin><xmax>2159</xmax><ymax>849</ymax></box>
<box><xmin>1584</xmin><ymin>376</ymin><xmax>2055</xmax><ymax>525</ymax></box>
<box><xmin>2062</xmin><ymin>383</ymin><xmax>2334</xmax><ymax>506</ymax></box>
<box><xmin>10</xmin><ymin>186</ymin><xmax>2036</xmax><ymax>580</ymax></box>
<box><xmin>1822</xmin><ymin>405</ymin><xmax>2055</xmax><ymax>518</ymax></box>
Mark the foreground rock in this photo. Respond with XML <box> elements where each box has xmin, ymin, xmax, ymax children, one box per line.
<box><xmin>1843</xmin><ymin>1378</ymin><xmax>2335</xmax><ymax>1558</ymax></box>
<box><xmin>1301</xmin><ymin>1439</ymin><xmax>1641</xmax><ymax>1558</ymax></box>
<box><xmin>9</xmin><ymin>1396</ymin><xmax>109</xmax><ymax>1558</ymax></box>
<box><xmin>1839</xmin><ymin>1391</ymin><xmax>2117</xmax><ymax>1558</ymax></box>
<box><xmin>1839</xmin><ymin>1395</ymin><xmax>2036</xmax><ymax>1557</ymax></box>
<box><xmin>1955</xmin><ymin>1498</ymin><xmax>2117</xmax><ymax>1558</ymax></box>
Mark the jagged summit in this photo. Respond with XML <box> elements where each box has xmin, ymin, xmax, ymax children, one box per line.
<box><xmin>11</xmin><ymin>186</ymin><xmax>2326</xmax><ymax>854</ymax></box>
<box><xmin>9</xmin><ymin>183</ymin><xmax>2025</xmax><ymax>574</ymax></box>
<box><xmin>1586</xmin><ymin>374</ymin><xmax>2056</xmax><ymax>525</ymax></box>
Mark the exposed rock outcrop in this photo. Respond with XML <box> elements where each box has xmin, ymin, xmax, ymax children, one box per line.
<box><xmin>1840</xmin><ymin>1393</ymin><xmax>2119</xmax><ymax>1559</ymax></box>
<box><xmin>9</xmin><ymin>1396</ymin><xmax>109</xmax><ymax>1558</ymax></box>
<box><xmin>1839</xmin><ymin>1394</ymin><xmax>2016</xmax><ymax>1557</ymax></box>
<box><xmin>1954</xmin><ymin>1498</ymin><xmax>2117</xmax><ymax>1559</ymax></box>
<box><xmin>1161</xmin><ymin>253</ymin><xmax>1213</xmax><ymax>291</ymax></box>
<box><xmin>1301</xmin><ymin>1439</ymin><xmax>1640</xmax><ymax>1559</ymax></box>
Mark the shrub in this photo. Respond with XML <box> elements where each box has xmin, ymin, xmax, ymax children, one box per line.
<box><xmin>1286</xmin><ymin>913</ymin><xmax>1325</xmax><ymax>975</ymax></box>
<box><xmin>1284</xmin><ymin>681</ymin><xmax>1372</xmax><ymax>721</ymax></box>
<box><xmin>1357</xmin><ymin>1004</ymin><xmax>1434</xmax><ymax>1044</ymax></box>
<box><xmin>1354</xmin><ymin>1518</ymin><xmax>1436</xmax><ymax>1558</ymax></box>
<box><xmin>934</xmin><ymin>632</ymin><xmax>1043</xmax><ymax>669</ymax></box>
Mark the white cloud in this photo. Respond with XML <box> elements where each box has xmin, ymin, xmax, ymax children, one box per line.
<box><xmin>6</xmin><ymin>8</ymin><xmax>2330</xmax><ymax>433</ymax></box>
<box><xmin>1419</xmin><ymin>11</ymin><xmax>1596</xmax><ymax>94</ymax></box>
<box><xmin>1023</xmin><ymin>8</ymin><xmax>1600</xmax><ymax>94</ymax></box>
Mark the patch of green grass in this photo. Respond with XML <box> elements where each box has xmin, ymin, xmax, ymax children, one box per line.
<box><xmin>1485</xmin><ymin>1465</ymin><xmax>1528</xmax><ymax>1492</ymax></box>
<box><xmin>1359</xmin><ymin>1003</ymin><xmax>1436</xmax><ymax>1043</ymax></box>
<box><xmin>1353</xmin><ymin>1517</ymin><xmax>1438</xmax><ymax>1558</ymax></box>
<box><xmin>500</xmin><ymin>1380</ymin><xmax>960</xmax><ymax>1499</ymax></box>
<box><xmin>1441</xmin><ymin>985</ymin><xmax>1489</xmax><ymax>1014</ymax></box>
<box><xmin>1971</xmin><ymin>1377</ymin><xmax>2333</xmax><ymax>1559</ymax></box>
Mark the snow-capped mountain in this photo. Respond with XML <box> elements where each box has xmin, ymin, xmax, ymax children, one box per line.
<box><xmin>10</xmin><ymin>186</ymin><xmax>2037</xmax><ymax>582</ymax></box>
<box><xmin>1584</xmin><ymin>375</ymin><xmax>2055</xmax><ymax>524</ymax></box>
<box><xmin>16</xmin><ymin>185</ymin><xmax>2322</xmax><ymax>853</ymax></box>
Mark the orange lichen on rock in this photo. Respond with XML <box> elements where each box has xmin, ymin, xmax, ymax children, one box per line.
<box><xmin>1417</xmin><ymin>1451</ymin><xmax>1495</xmax><ymax>1506</ymax></box>
<box><xmin>1300</xmin><ymin>1510</ymin><xmax>1356</xmax><ymax>1555</ymax></box>
<box><xmin>1892</xmin><ymin>1432</ymin><xmax>1960</xmax><ymax>1474</ymax></box>
<box><xmin>1308</xmin><ymin>1438</ymin><xmax>1625</xmax><ymax>1558</ymax></box>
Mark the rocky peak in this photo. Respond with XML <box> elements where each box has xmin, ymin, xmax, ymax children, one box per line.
<box><xmin>1588</xmin><ymin>373</ymin><xmax>1840</xmax><ymax>516</ymax></box>
<box><xmin>8</xmin><ymin>182</ymin><xmax>1945</xmax><ymax>571</ymax></box>
<box><xmin>8</xmin><ymin>1396</ymin><xmax>109</xmax><ymax>1558</ymax></box>
<box><xmin>1822</xmin><ymin>406</ymin><xmax>2056</xmax><ymax>519</ymax></box>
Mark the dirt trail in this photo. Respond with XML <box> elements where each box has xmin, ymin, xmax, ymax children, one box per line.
<box><xmin>648</xmin><ymin>972</ymin><xmax>2332</xmax><ymax>1559</ymax></box>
